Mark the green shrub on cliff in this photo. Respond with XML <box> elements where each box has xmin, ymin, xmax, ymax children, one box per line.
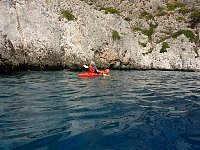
<box><xmin>155</xmin><ymin>6</ymin><xmax>168</xmax><ymax>16</ymax></box>
<box><xmin>133</xmin><ymin>27</ymin><xmax>142</xmax><ymax>32</ymax></box>
<box><xmin>176</xmin><ymin>16</ymin><xmax>185</xmax><ymax>22</ymax></box>
<box><xmin>139</xmin><ymin>11</ymin><xmax>154</xmax><ymax>20</ymax></box>
<box><xmin>189</xmin><ymin>9</ymin><xmax>200</xmax><ymax>28</ymax></box>
<box><xmin>100</xmin><ymin>7</ymin><xmax>120</xmax><ymax>16</ymax></box>
<box><xmin>61</xmin><ymin>9</ymin><xmax>75</xmax><ymax>21</ymax></box>
<box><xmin>157</xmin><ymin>36</ymin><xmax>171</xmax><ymax>43</ymax></box>
<box><xmin>157</xmin><ymin>30</ymin><xmax>196</xmax><ymax>43</ymax></box>
<box><xmin>134</xmin><ymin>23</ymin><xmax>158</xmax><ymax>40</ymax></box>
<box><xmin>167</xmin><ymin>3</ymin><xmax>176</xmax><ymax>11</ymax></box>
<box><xmin>171</xmin><ymin>30</ymin><xmax>195</xmax><ymax>42</ymax></box>
<box><xmin>112</xmin><ymin>30</ymin><xmax>121</xmax><ymax>41</ymax></box>
<box><xmin>144</xmin><ymin>23</ymin><xmax>158</xmax><ymax>38</ymax></box>
<box><xmin>124</xmin><ymin>17</ymin><xmax>131</xmax><ymax>21</ymax></box>
<box><xmin>178</xmin><ymin>7</ymin><xmax>190</xmax><ymax>15</ymax></box>
<box><xmin>167</xmin><ymin>2</ymin><xmax>185</xmax><ymax>11</ymax></box>
<box><xmin>155</xmin><ymin>11</ymin><xmax>168</xmax><ymax>17</ymax></box>
<box><xmin>160</xmin><ymin>42</ymin><xmax>169</xmax><ymax>53</ymax></box>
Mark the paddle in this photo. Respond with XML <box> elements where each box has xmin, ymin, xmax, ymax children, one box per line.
<box><xmin>83</xmin><ymin>65</ymin><xmax>89</xmax><ymax>68</ymax></box>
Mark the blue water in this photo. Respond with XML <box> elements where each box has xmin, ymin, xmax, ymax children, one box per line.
<box><xmin>0</xmin><ymin>70</ymin><xmax>200</xmax><ymax>150</ymax></box>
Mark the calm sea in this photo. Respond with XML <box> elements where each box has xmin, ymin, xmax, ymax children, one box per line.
<box><xmin>0</xmin><ymin>70</ymin><xmax>200</xmax><ymax>150</ymax></box>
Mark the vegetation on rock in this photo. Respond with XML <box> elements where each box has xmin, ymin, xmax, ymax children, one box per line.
<box><xmin>112</xmin><ymin>30</ymin><xmax>121</xmax><ymax>41</ymax></box>
<box><xmin>189</xmin><ymin>9</ymin><xmax>200</xmax><ymax>28</ymax></box>
<box><xmin>160</xmin><ymin>42</ymin><xmax>169</xmax><ymax>53</ymax></box>
<box><xmin>100</xmin><ymin>7</ymin><xmax>120</xmax><ymax>16</ymax></box>
<box><xmin>155</xmin><ymin>11</ymin><xmax>168</xmax><ymax>17</ymax></box>
<box><xmin>124</xmin><ymin>17</ymin><xmax>131</xmax><ymax>21</ymax></box>
<box><xmin>176</xmin><ymin>16</ymin><xmax>185</xmax><ymax>22</ymax></box>
<box><xmin>142</xmin><ymin>48</ymin><xmax>153</xmax><ymax>56</ymax></box>
<box><xmin>166</xmin><ymin>1</ymin><xmax>186</xmax><ymax>11</ymax></box>
<box><xmin>157</xmin><ymin>36</ymin><xmax>171</xmax><ymax>43</ymax></box>
<box><xmin>154</xmin><ymin>7</ymin><xmax>168</xmax><ymax>17</ymax></box>
<box><xmin>134</xmin><ymin>23</ymin><xmax>158</xmax><ymax>40</ymax></box>
<box><xmin>178</xmin><ymin>7</ymin><xmax>190</xmax><ymax>15</ymax></box>
<box><xmin>158</xmin><ymin>29</ymin><xmax>196</xmax><ymax>43</ymax></box>
<box><xmin>61</xmin><ymin>9</ymin><xmax>75</xmax><ymax>21</ymax></box>
<box><xmin>139</xmin><ymin>11</ymin><xmax>154</xmax><ymax>21</ymax></box>
<box><xmin>171</xmin><ymin>30</ymin><xmax>195</xmax><ymax>42</ymax></box>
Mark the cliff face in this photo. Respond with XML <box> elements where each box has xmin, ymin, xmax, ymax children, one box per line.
<box><xmin>0</xmin><ymin>0</ymin><xmax>199</xmax><ymax>73</ymax></box>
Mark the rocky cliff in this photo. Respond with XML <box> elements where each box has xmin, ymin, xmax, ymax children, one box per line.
<box><xmin>0</xmin><ymin>0</ymin><xmax>199</xmax><ymax>73</ymax></box>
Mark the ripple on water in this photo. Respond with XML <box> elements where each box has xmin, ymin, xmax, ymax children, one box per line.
<box><xmin>0</xmin><ymin>70</ymin><xmax>200</xmax><ymax>150</ymax></box>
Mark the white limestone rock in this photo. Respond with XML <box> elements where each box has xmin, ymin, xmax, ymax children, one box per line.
<box><xmin>0</xmin><ymin>0</ymin><xmax>199</xmax><ymax>72</ymax></box>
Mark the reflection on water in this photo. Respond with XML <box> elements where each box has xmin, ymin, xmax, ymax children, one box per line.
<box><xmin>0</xmin><ymin>70</ymin><xmax>200</xmax><ymax>150</ymax></box>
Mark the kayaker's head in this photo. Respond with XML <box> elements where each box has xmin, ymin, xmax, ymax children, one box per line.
<box><xmin>90</xmin><ymin>61</ymin><xmax>95</xmax><ymax>66</ymax></box>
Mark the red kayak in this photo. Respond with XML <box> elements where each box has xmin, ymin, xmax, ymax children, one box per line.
<box><xmin>77</xmin><ymin>69</ymin><xmax>110</xmax><ymax>78</ymax></box>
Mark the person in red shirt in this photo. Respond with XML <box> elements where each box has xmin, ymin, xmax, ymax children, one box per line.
<box><xmin>84</xmin><ymin>61</ymin><xmax>100</xmax><ymax>74</ymax></box>
<box><xmin>89</xmin><ymin>61</ymin><xmax>100</xmax><ymax>73</ymax></box>
<box><xmin>89</xmin><ymin>65</ymin><xmax>95</xmax><ymax>73</ymax></box>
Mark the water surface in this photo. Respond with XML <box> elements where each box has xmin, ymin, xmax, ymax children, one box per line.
<box><xmin>0</xmin><ymin>70</ymin><xmax>200</xmax><ymax>150</ymax></box>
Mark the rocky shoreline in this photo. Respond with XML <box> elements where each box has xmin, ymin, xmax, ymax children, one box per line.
<box><xmin>0</xmin><ymin>0</ymin><xmax>199</xmax><ymax>73</ymax></box>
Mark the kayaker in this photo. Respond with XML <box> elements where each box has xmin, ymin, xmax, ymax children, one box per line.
<box><xmin>89</xmin><ymin>61</ymin><xmax>100</xmax><ymax>74</ymax></box>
